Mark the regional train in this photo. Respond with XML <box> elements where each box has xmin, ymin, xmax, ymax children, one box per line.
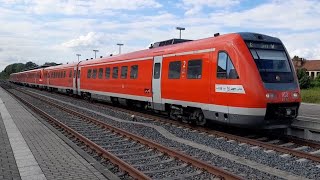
<box><xmin>9</xmin><ymin>32</ymin><xmax>301</xmax><ymax>129</ymax></box>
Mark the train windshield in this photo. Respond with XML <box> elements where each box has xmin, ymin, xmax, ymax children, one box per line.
<box><xmin>250</xmin><ymin>49</ymin><xmax>291</xmax><ymax>73</ymax></box>
<box><xmin>246</xmin><ymin>41</ymin><xmax>293</xmax><ymax>83</ymax></box>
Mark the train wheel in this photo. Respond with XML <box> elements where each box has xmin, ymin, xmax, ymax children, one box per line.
<box><xmin>194</xmin><ymin>110</ymin><xmax>206</xmax><ymax>126</ymax></box>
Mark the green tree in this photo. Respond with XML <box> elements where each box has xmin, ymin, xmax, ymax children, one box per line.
<box><xmin>0</xmin><ymin>61</ymin><xmax>38</xmax><ymax>79</ymax></box>
<box><xmin>297</xmin><ymin>68</ymin><xmax>311</xmax><ymax>89</ymax></box>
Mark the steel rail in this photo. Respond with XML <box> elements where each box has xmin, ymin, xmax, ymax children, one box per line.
<box><xmin>16</xmin><ymin>88</ymin><xmax>242</xmax><ymax>180</ymax></box>
<box><xmin>83</xmin><ymin>97</ymin><xmax>320</xmax><ymax>163</ymax></box>
<box><xmin>8</xmin><ymin>90</ymin><xmax>151</xmax><ymax>180</ymax></box>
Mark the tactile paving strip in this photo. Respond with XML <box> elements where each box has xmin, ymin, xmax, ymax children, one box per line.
<box><xmin>0</xmin><ymin>115</ymin><xmax>21</xmax><ymax>180</ymax></box>
<box><xmin>0</xmin><ymin>88</ymin><xmax>107</xmax><ymax>180</ymax></box>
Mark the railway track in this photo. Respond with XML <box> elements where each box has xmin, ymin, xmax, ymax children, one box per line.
<box><xmin>15</xmin><ymin>85</ymin><xmax>320</xmax><ymax>164</ymax></box>
<box><xmin>4</xmin><ymin>86</ymin><xmax>241</xmax><ymax>180</ymax></box>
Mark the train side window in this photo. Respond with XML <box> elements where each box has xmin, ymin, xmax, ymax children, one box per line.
<box><xmin>64</xmin><ymin>71</ymin><xmax>66</xmax><ymax>78</ymax></box>
<box><xmin>121</xmin><ymin>66</ymin><xmax>128</xmax><ymax>79</ymax></box>
<box><xmin>187</xmin><ymin>59</ymin><xmax>202</xmax><ymax>79</ymax></box>
<box><xmin>98</xmin><ymin>68</ymin><xmax>103</xmax><ymax>79</ymax></box>
<box><xmin>92</xmin><ymin>69</ymin><xmax>97</xmax><ymax>79</ymax></box>
<box><xmin>105</xmin><ymin>67</ymin><xmax>110</xmax><ymax>79</ymax></box>
<box><xmin>112</xmin><ymin>67</ymin><xmax>118</xmax><ymax>79</ymax></box>
<box><xmin>87</xmin><ymin>69</ymin><xmax>92</xmax><ymax>78</ymax></box>
<box><xmin>227</xmin><ymin>56</ymin><xmax>239</xmax><ymax>79</ymax></box>
<box><xmin>217</xmin><ymin>52</ymin><xmax>227</xmax><ymax>78</ymax></box>
<box><xmin>154</xmin><ymin>63</ymin><xmax>160</xmax><ymax>79</ymax></box>
<box><xmin>168</xmin><ymin>61</ymin><xmax>181</xmax><ymax>79</ymax></box>
<box><xmin>130</xmin><ymin>65</ymin><xmax>138</xmax><ymax>79</ymax></box>
<box><xmin>78</xmin><ymin>70</ymin><xmax>80</xmax><ymax>78</ymax></box>
<box><xmin>217</xmin><ymin>52</ymin><xmax>239</xmax><ymax>79</ymax></box>
<box><xmin>69</xmin><ymin>70</ymin><xmax>72</xmax><ymax>78</ymax></box>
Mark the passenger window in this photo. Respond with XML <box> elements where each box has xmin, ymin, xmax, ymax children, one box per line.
<box><xmin>130</xmin><ymin>65</ymin><xmax>138</xmax><ymax>79</ymax></box>
<box><xmin>217</xmin><ymin>52</ymin><xmax>227</xmax><ymax>78</ymax></box>
<box><xmin>217</xmin><ymin>52</ymin><xmax>239</xmax><ymax>79</ymax></box>
<box><xmin>87</xmin><ymin>69</ymin><xmax>92</xmax><ymax>78</ymax></box>
<box><xmin>98</xmin><ymin>68</ymin><xmax>103</xmax><ymax>79</ymax></box>
<box><xmin>112</xmin><ymin>67</ymin><xmax>118</xmax><ymax>79</ymax></box>
<box><xmin>105</xmin><ymin>67</ymin><xmax>110</xmax><ymax>79</ymax></box>
<box><xmin>92</xmin><ymin>69</ymin><xmax>97</xmax><ymax>79</ymax></box>
<box><xmin>227</xmin><ymin>56</ymin><xmax>239</xmax><ymax>79</ymax></box>
<box><xmin>69</xmin><ymin>70</ymin><xmax>72</xmax><ymax>78</ymax></box>
<box><xmin>154</xmin><ymin>63</ymin><xmax>161</xmax><ymax>79</ymax></box>
<box><xmin>169</xmin><ymin>61</ymin><xmax>181</xmax><ymax>79</ymax></box>
<box><xmin>64</xmin><ymin>71</ymin><xmax>66</xmax><ymax>78</ymax></box>
<box><xmin>121</xmin><ymin>66</ymin><xmax>128</xmax><ymax>79</ymax></box>
<box><xmin>187</xmin><ymin>59</ymin><xmax>202</xmax><ymax>79</ymax></box>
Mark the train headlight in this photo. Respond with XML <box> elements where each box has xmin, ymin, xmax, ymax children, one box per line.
<box><xmin>292</xmin><ymin>92</ymin><xmax>299</xmax><ymax>99</ymax></box>
<box><xmin>266</xmin><ymin>93</ymin><xmax>275</xmax><ymax>99</ymax></box>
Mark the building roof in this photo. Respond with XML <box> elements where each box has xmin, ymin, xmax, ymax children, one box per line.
<box><xmin>293</xmin><ymin>60</ymin><xmax>320</xmax><ymax>71</ymax></box>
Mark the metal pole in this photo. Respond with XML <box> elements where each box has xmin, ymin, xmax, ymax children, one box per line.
<box><xmin>117</xmin><ymin>43</ymin><xmax>124</xmax><ymax>54</ymax></box>
<box><xmin>76</xmin><ymin>54</ymin><xmax>81</xmax><ymax>62</ymax></box>
<box><xmin>176</xmin><ymin>27</ymin><xmax>185</xmax><ymax>39</ymax></box>
<box><xmin>93</xmin><ymin>50</ymin><xmax>99</xmax><ymax>59</ymax></box>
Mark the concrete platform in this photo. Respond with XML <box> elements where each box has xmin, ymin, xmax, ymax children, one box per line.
<box><xmin>0</xmin><ymin>87</ymin><xmax>117</xmax><ymax>180</ymax></box>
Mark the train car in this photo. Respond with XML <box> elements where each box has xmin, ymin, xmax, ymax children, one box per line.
<box><xmin>43</xmin><ymin>63</ymin><xmax>78</xmax><ymax>93</ymax></box>
<box><xmin>10</xmin><ymin>32</ymin><xmax>301</xmax><ymax>129</ymax></box>
<box><xmin>10</xmin><ymin>68</ymin><xmax>44</xmax><ymax>87</ymax></box>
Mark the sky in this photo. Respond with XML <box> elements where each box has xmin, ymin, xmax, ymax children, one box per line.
<box><xmin>0</xmin><ymin>0</ymin><xmax>320</xmax><ymax>71</ymax></box>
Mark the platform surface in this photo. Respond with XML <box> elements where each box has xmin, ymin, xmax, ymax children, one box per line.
<box><xmin>0</xmin><ymin>87</ymin><xmax>110</xmax><ymax>180</ymax></box>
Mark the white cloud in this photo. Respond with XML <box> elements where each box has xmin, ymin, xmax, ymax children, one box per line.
<box><xmin>2</xmin><ymin>0</ymin><xmax>162</xmax><ymax>15</ymax></box>
<box><xmin>1</xmin><ymin>0</ymin><xmax>320</xmax><ymax>72</ymax></box>
<box><xmin>182</xmin><ymin>0</ymin><xmax>240</xmax><ymax>15</ymax></box>
<box><xmin>62</xmin><ymin>32</ymin><xmax>105</xmax><ymax>49</ymax></box>
<box><xmin>209</xmin><ymin>0</ymin><xmax>320</xmax><ymax>30</ymax></box>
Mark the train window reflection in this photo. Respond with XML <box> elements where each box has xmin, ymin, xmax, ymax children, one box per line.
<box><xmin>187</xmin><ymin>59</ymin><xmax>202</xmax><ymax>79</ymax></box>
<box><xmin>121</xmin><ymin>66</ymin><xmax>128</xmax><ymax>79</ymax></box>
<box><xmin>130</xmin><ymin>65</ymin><xmax>138</xmax><ymax>79</ymax></box>
<box><xmin>112</xmin><ymin>67</ymin><xmax>119</xmax><ymax>79</ymax></box>
<box><xmin>168</xmin><ymin>61</ymin><xmax>181</xmax><ymax>79</ymax></box>
<box><xmin>98</xmin><ymin>68</ymin><xmax>103</xmax><ymax>79</ymax></box>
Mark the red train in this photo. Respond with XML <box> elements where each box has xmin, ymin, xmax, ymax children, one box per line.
<box><xmin>10</xmin><ymin>32</ymin><xmax>301</xmax><ymax>129</ymax></box>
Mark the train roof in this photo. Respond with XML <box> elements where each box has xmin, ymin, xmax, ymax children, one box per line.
<box><xmin>78</xmin><ymin>32</ymin><xmax>241</xmax><ymax>67</ymax></box>
<box><xmin>44</xmin><ymin>62</ymin><xmax>77</xmax><ymax>70</ymax></box>
<box><xmin>11</xmin><ymin>32</ymin><xmax>282</xmax><ymax>75</ymax></box>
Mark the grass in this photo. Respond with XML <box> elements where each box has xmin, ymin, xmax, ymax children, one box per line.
<box><xmin>301</xmin><ymin>87</ymin><xmax>320</xmax><ymax>104</ymax></box>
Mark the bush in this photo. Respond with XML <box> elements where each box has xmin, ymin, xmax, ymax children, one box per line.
<box><xmin>296</xmin><ymin>68</ymin><xmax>311</xmax><ymax>89</ymax></box>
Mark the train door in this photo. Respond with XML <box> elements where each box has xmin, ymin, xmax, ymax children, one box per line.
<box><xmin>76</xmin><ymin>68</ymin><xmax>81</xmax><ymax>95</ymax></box>
<box><xmin>73</xmin><ymin>66</ymin><xmax>77</xmax><ymax>94</ymax></box>
<box><xmin>152</xmin><ymin>56</ymin><xmax>165</xmax><ymax>111</ymax></box>
<box><xmin>212</xmin><ymin>49</ymin><xmax>230</xmax><ymax>124</ymax></box>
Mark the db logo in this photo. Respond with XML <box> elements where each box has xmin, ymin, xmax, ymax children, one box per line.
<box><xmin>282</xmin><ymin>91</ymin><xmax>288</xmax><ymax>98</ymax></box>
<box><xmin>144</xmin><ymin>89</ymin><xmax>151</xmax><ymax>93</ymax></box>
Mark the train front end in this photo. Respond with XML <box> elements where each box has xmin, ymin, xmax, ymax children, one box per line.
<box><xmin>240</xmin><ymin>33</ymin><xmax>301</xmax><ymax>129</ymax></box>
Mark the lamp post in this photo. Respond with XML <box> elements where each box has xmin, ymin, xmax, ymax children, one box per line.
<box><xmin>117</xmin><ymin>43</ymin><xmax>124</xmax><ymax>54</ymax></box>
<box><xmin>176</xmin><ymin>27</ymin><xmax>185</xmax><ymax>39</ymax></box>
<box><xmin>93</xmin><ymin>49</ymin><xmax>99</xmax><ymax>59</ymax></box>
<box><xmin>76</xmin><ymin>54</ymin><xmax>81</xmax><ymax>62</ymax></box>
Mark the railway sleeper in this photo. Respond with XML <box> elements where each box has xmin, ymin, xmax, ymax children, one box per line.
<box><xmin>142</xmin><ymin>163</ymin><xmax>188</xmax><ymax>174</ymax></box>
<box><xmin>115</xmin><ymin>149</ymin><xmax>154</xmax><ymax>157</ymax></box>
<box><xmin>132</xmin><ymin>157</ymin><xmax>175</xmax><ymax>168</ymax></box>
<box><xmin>157</xmin><ymin>170</ymin><xmax>204</xmax><ymax>180</ymax></box>
<box><xmin>121</xmin><ymin>153</ymin><xmax>164</xmax><ymax>161</ymax></box>
<box><xmin>107</xmin><ymin>145</ymin><xmax>145</xmax><ymax>152</ymax></box>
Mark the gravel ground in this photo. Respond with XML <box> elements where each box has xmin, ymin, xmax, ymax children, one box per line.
<box><xmin>19</xmin><ymin>87</ymin><xmax>320</xmax><ymax>179</ymax></box>
<box><xmin>12</xmin><ymin>89</ymin><xmax>216</xmax><ymax>180</ymax></box>
<box><xmin>13</xmin><ymin>88</ymin><xmax>285</xmax><ymax>180</ymax></box>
